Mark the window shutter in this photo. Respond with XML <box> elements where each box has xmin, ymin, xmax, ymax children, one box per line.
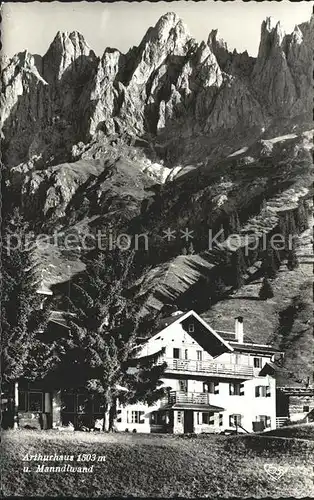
<box><xmin>229</xmin><ymin>415</ymin><xmax>234</xmax><ymax>427</ymax></box>
<box><xmin>255</xmin><ymin>386</ymin><xmax>260</xmax><ymax>397</ymax></box>
<box><xmin>219</xmin><ymin>413</ymin><xmax>223</xmax><ymax>426</ymax></box>
<box><xmin>240</xmin><ymin>383</ymin><xmax>245</xmax><ymax>396</ymax></box>
<box><xmin>126</xmin><ymin>411</ymin><xmax>130</xmax><ymax>424</ymax></box>
<box><xmin>214</xmin><ymin>382</ymin><xmax>219</xmax><ymax>394</ymax></box>
<box><xmin>117</xmin><ymin>410</ymin><xmax>122</xmax><ymax>423</ymax></box>
<box><xmin>229</xmin><ymin>384</ymin><xmax>234</xmax><ymax>396</ymax></box>
<box><xmin>140</xmin><ymin>411</ymin><xmax>145</xmax><ymax>423</ymax></box>
<box><xmin>266</xmin><ymin>386</ymin><xmax>271</xmax><ymax>397</ymax></box>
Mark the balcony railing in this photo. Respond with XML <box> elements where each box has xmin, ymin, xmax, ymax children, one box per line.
<box><xmin>168</xmin><ymin>391</ymin><xmax>210</xmax><ymax>405</ymax></box>
<box><xmin>159</xmin><ymin>358</ymin><xmax>254</xmax><ymax>378</ymax></box>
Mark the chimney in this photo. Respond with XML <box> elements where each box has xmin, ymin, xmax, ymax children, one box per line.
<box><xmin>235</xmin><ymin>316</ymin><xmax>244</xmax><ymax>343</ymax></box>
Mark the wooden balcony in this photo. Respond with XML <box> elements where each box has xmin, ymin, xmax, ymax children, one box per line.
<box><xmin>159</xmin><ymin>358</ymin><xmax>254</xmax><ymax>379</ymax></box>
<box><xmin>168</xmin><ymin>391</ymin><xmax>211</xmax><ymax>405</ymax></box>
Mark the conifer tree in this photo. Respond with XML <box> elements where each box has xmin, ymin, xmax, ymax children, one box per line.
<box><xmin>188</xmin><ymin>241</ymin><xmax>195</xmax><ymax>255</ymax></box>
<box><xmin>58</xmin><ymin>248</ymin><xmax>167</xmax><ymax>430</ymax></box>
<box><xmin>259</xmin><ymin>277</ymin><xmax>274</xmax><ymax>300</ymax></box>
<box><xmin>287</xmin><ymin>211</ymin><xmax>297</xmax><ymax>236</ymax></box>
<box><xmin>229</xmin><ymin>211</ymin><xmax>240</xmax><ymax>233</ymax></box>
<box><xmin>287</xmin><ymin>240</ymin><xmax>299</xmax><ymax>270</ymax></box>
<box><xmin>1</xmin><ymin>209</ymin><xmax>57</xmax><ymax>426</ymax></box>
<box><xmin>295</xmin><ymin>203</ymin><xmax>307</xmax><ymax>232</ymax></box>
<box><xmin>262</xmin><ymin>242</ymin><xmax>279</xmax><ymax>279</ymax></box>
<box><xmin>232</xmin><ymin>248</ymin><xmax>246</xmax><ymax>289</ymax></box>
<box><xmin>213</xmin><ymin>276</ymin><xmax>225</xmax><ymax>299</ymax></box>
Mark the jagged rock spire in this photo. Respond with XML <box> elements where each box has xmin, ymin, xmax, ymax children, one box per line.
<box><xmin>1</xmin><ymin>12</ymin><xmax>312</xmax><ymax>170</ymax></box>
<box><xmin>43</xmin><ymin>30</ymin><xmax>97</xmax><ymax>82</ymax></box>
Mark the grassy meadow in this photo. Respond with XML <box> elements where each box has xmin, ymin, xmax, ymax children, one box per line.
<box><xmin>2</xmin><ymin>429</ymin><xmax>314</xmax><ymax>497</ymax></box>
<box><xmin>263</xmin><ymin>423</ymin><xmax>314</xmax><ymax>440</ymax></box>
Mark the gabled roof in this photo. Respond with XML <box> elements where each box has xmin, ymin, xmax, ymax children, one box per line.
<box><xmin>216</xmin><ymin>330</ymin><xmax>236</xmax><ymax>342</ymax></box>
<box><xmin>277</xmin><ymin>386</ymin><xmax>314</xmax><ymax>395</ymax></box>
<box><xmin>150</xmin><ymin>310</ymin><xmax>234</xmax><ymax>355</ymax></box>
<box><xmin>259</xmin><ymin>361</ymin><xmax>279</xmax><ymax>376</ymax></box>
<box><xmin>229</xmin><ymin>342</ymin><xmax>280</xmax><ymax>354</ymax></box>
<box><xmin>157</xmin><ymin>312</ymin><xmax>186</xmax><ymax>331</ymax></box>
<box><xmin>163</xmin><ymin>403</ymin><xmax>225</xmax><ymax>412</ymax></box>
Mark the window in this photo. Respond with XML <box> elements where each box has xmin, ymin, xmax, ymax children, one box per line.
<box><xmin>116</xmin><ymin>410</ymin><xmax>122</xmax><ymax>423</ymax></box>
<box><xmin>18</xmin><ymin>391</ymin><xmax>45</xmax><ymax>412</ymax></box>
<box><xmin>184</xmin><ymin>349</ymin><xmax>188</xmax><ymax>360</ymax></box>
<box><xmin>93</xmin><ymin>396</ymin><xmax>104</xmax><ymax>414</ymax></box>
<box><xmin>128</xmin><ymin>411</ymin><xmax>145</xmax><ymax>424</ymax></box>
<box><xmin>203</xmin><ymin>381</ymin><xmax>219</xmax><ymax>394</ymax></box>
<box><xmin>18</xmin><ymin>392</ymin><xmax>27</xmax><ymax>411</ymax></box>
<box><xmin>179</xmin><ymin>380</ymin><xmax>188</xmax><ymax>392</ymax></box>
<box><xmin>29</xmin><ymin>392</ymin><xmax>43</xmax><ymax>412</ymax></box>
<box><xmin>188</xmin><ymin>323</ymin><xmax>195</xmax><ymax>333</ymax></box>
<box><xmin>229</xmin><ymin>414</ymin><xmax>242</xmax><ymax>427</ymax></box>
<box><xmin>203</xmin><ymin>382</ymin><xmax>210</xmax><ymax>393</ymax></box>
<box><xmin>151</xmin><ymin>412</ymin><xmax>168</xmax><ymax>425</ymax></box>
<box><xmin>255</xmin><ymin>386</ymin><xmax>271</xmax><ymax>397</ymax></box>
<box><xmin>202</xmin><ymin>412</ymin><xmax>214</xmax><ymax>425</ymax></box>
<box><xmin>62</xmin><ymin>394</ymin><xmax>75</xmax><ymax>413</ymax></box>
<box><xmin>256</xmin><ymin>415</ymin><xmax>271</xmax><ymax>428</ymax></box>
<box><xmin>77</xmin><ymin>395</ymin><xmax>90</xmax><ymax>413</ymax></box>
<box><xmin>229</xmin><ymin>383</ymin><xmax>244</xmax><ymax>396</ymax></box>
<box><xmin>92</xmin><ymin>395</ymin><xmax>103</xmax><ymax>414</ymax></box>
<box><xmin>197</xmin><ymin>350</ymin><xmax>202</xmax><ymax>361</ymax></box>
<box><xmin>173</xmin><ymin>348</ymin><xmax>180</xmax><ymax>359</ymax></box>
<box><xmin>303</xmin><ymin>406</ymin><xmax>310</xmax><ymax>413</ymax></box>
<box><xmin>254</xmin><ymin>357</ymin><xmax>263</xmax><ymax>368</ymax></box>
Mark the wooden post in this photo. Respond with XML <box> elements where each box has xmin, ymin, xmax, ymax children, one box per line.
<box><xmin>13</xmin><ymin>381</ymin><xmax>19</xmax><ymax>429</ymax></box>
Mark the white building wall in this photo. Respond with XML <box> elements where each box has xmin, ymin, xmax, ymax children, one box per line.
<box><xmin>139</xmin><ymin>320</ymin><xmax>272</xmax><ymax>373</ymax></box>
<box><xmin>206</xmin><ymin>375</ymin><xmax>276</xmax><ymax>431</ymax></box>
<box><xmin>115</xmin><ymin>374</ymin><xmax>276</xmax><ymax>434</ymax></box>
<box><xmin>138</xmin><ymin>322</ymin><xmax>214</xmax><ymax>361</ymax></box>
<box><xmin>118</xmin><ymin>315</ymin><xmax>277</xmax><ymax>434</ymax></box>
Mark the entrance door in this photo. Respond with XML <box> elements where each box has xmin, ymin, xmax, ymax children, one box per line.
<box><xmin>184</xmin><ymin>410</ymin><xmax>194</xmax><ymax>433</ymax></box>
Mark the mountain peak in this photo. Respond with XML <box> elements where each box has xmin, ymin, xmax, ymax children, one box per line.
<box><xmin>147</xmin><ymin>11</ymin><xmax>191</xmax><ymax>43</ymax></box>
<box><xmin>127</xmin><ymin>12</ymin><xmax>192</xmax><ymax>87</ymax></box>
<box><xmin>207</xmin><ymin>29</ymin><xmax>228</xmax><ymax>52</ymax></box>
<box><xmin>43</xmin><ymin>30</ymin><xmax>96</xmax><ymax>82</ymax></box>
<box><xmin>261</xmin><ymin>17</ymin><xmax>285</xmax><ymax>47</ymax></box>
<box><xmin>157</xmin><ymin>11</ymin><xmax>180</xmax><ymax>26</ymax></box>
<box><xmin>264</xmin><ymin>16</ymin><xmax>278</xmax><ymax>33</ymax></box>
<box><xmin>291</xmin><ymin>24</ymin><xmax>303</xmax><ymax>44</ymax></box>
<box><xmin>49</xmin><ymin>30</ymin><xmax>92</xmax><ymax>55</ymax></box>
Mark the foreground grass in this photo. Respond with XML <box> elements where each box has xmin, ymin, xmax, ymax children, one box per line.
<box><xmin>1</xmin><ymin>430</ymin><xmax>314</xmax><ymax>497</ymax></box>
<box><xmin>263</xmin><ymin>423</ymin><xmax>314</xmax><ymax>440</ymax></box>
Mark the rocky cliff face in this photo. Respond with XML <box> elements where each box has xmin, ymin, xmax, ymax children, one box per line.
<box><xmin>1</xmin><ymin>31</ymin><xmax>97</xmax><ymax>169</ymax></box>
<box><xmin>2</xmin><ymin>12</ymin><xmax>313</xmax><ymax>386</ymax></box>
<box><xmin>1</xmin><ymin>12</ymin><xmax>312</xmax><ymax>171</ymax></box>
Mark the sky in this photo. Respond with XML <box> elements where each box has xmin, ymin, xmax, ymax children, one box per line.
<box><xmin>1</xmin><ymin>1</ymin><xmax>312</xmax><ymax>58</ymax></box>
